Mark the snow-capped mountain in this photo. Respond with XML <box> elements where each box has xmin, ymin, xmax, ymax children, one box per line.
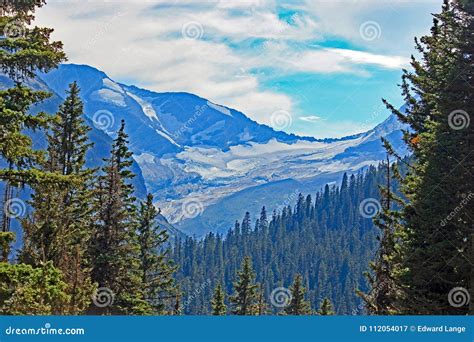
<box><xmin>36</xmin><ymin>64</ymin><xmax>407</xmax><ymax>236</ymax></box>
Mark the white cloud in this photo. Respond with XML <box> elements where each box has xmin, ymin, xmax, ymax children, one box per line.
<box><xmin>299</xmin><ymin>115</ymin><xmax>321</xmax><ymax>123</ymax></box>
<box><xmin>254</xmin><ymin>43</ymin><xmax>407</xmax><ymax>75</ymax></box>
<box><xmin>33</xmin><ymin>0</ymin><xmax>413</xmax><ymax>128</ymax></box>
<box><xmin>301</xmin><ymin>0</ymin><xmax>440</xmax><ymax>56</ymax></box>
<box><xmin>34</xmin><ymin>1</ymin><xmax>298</xmax><ymax>125</ymax></box>
<box><xmin>326</xmin><ymin>48</ymin><xmax>406</xmax><ymax>69</ymax></box>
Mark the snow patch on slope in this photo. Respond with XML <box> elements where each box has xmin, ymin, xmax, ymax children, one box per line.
<box><xmin>175</xmin><ymin>138</ymin><xmax>362</xmax><ymax>181</ymax></box>
<box><xmin>127</xmin><ymin>91</ymin><xmax>159</xmax><ymax>121</ymax></box>
<box><xmin>103</xmin><ymin>78</ymin><xmax>124</xmax><ymax>93</ymax></box>
<box><xmin>91</xmin><ymin>88</ymin><xmax>126</xmax><ymax>107</ymax></box>
<box><xmin>156</xmin><ymin>129</ymin><xmax>181</xmax><ymax>148</ymax></box>
<box><xmin>206</xmin><ymin>100</ymin><xmax>232</xmax><ymax>116</ymax></box>
<box><xmin>135</xmin><ymin>152</ymin><xmax>156</xmax><ymax>164</ymax></box>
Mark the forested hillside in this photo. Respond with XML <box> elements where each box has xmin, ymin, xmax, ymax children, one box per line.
<box><xmin>172</xmin><ymin>164</ymin><xmax>399</xmax><ymax>314</ymax></box>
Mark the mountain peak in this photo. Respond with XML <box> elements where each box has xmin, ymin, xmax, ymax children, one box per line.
<box><xmin>32</xmin><ymin>63</ymin><xmax>407</xmax><ymax>236</ymax></box>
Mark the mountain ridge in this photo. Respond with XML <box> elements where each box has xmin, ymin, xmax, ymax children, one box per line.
<box><xmin>30</xmin><ymin>64</ymin><xmax>408</xmax><ymax>236</ymax></box>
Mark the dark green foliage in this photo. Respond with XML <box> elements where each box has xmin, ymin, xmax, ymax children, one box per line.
<box><xmin>137</xmin><ymin>193</ymin><xmax>177</xmax><ymax>314</ymax></box>
<box><xmin>0</xmin><ymin>232</ymin><xmax>14</xmax><ymax>260</ymax></box>
<box><xmin>0</xmin><ymin>0</ymin><xmax>66</xmax><ymax>260</ymax></box>
<box><xmin>0</xmin><ymin>261</ymin><xmax>69</xmax><ymax>315</ymax></box>
<box><xmin>0</xmin><ymin>4</ymin><xmax>65</xmax><ymax>82</ymax></box>
<box><xmin>359</xmin><ymin>156</ymin><xmax>405</xmax><ymax>315</ymax></box>
<box><xmin>211</xmin><ymin>283</ymin><xmax>227</xmax><ymax>315</ymax></box>
<box><xmin>173</xmin><ymin>166</ymin><xmax>390</xmax><ymax>314</ymax></box>
<box><xmin>20</xmin><ymin>82</ymin><xmax>95</xmax><ymax>314</ymax></box>
<box><xmin>284</xmin><ymin>274</ymin><xmax>311</xmax><ymax>315</ymax></box>
<box><xmin>1</xmin><ymin>0</ymin><xmax>46</xmax><ymax>20</ymax></box>
<box><xmin>230</xmin><ymin>256</ymin><xmax>259</xmax><ymax>315</ymax></box>
<box><xmin>90</xmin><ymin>120</ymin><xmax>150</xmax><ymax>315</ymax></box>
<box><xmin>317</xmin><ymin>297</ymin><xmax>335</xmax><ymax>315</ymax></box>
<box><xmin>46</xmin><ymin>82</ymin><xmax>93</xmax><ymax>176</ymax></box>
<box><xmin>256</xmin><ymin>283</ymin><xmax>267</xmax><ymax>315</ymax></box>
<box><xmin>380</xmin><ymin>0</ymin><xmax>474</xmax><ymax>314</ymax></box>
<box><xmin>2</xmin><ymin>0</ymin><xmax>471</xmax><ymax>318</ymax></box>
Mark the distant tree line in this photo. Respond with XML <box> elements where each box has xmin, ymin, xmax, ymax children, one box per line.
<box><xmin>171</xmin><ymin>165</ymin><xmax>394</xmax><ymax>314</ymax></box>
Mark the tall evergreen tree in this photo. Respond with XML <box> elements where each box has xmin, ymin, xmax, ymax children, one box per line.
<box><xmin>211</xmin><ymin>283</ymin><xmax>227</xmax><ymax>315</ymax></box>
<box><xmin>382</xmin><ymin>0</ymin><xmax>474</xmax><ymax>314</ymax></box>
<box><xmin>259</xmin><ymin>206</ymin><xmax>268</xmax><ymax>231</ymax></box>
<box><xmin>230</xmin><ymin>256</ymin><xmax>259</xmax><ymax>315</ymax></box>
<box><xmin>256</xmin><ymin>283</ymin><xmax>267</xmax><ymax>315</ymax></box>
<box><xmin>241</xmin><ymin>212</ymin><xmax>251</xmax><ymax>236</ymax></box>
<box><xmin>317</xmin><ymin>297</ymin><xmax>335</xmax><ymax>315</ymax></box>
<box><xmin>0</xmin><ymin>1</ymin><xmax>70</xmax><ymax>315</ymax></box>
<box><xmin>21</xmin><ymin>82</ymin><xmax>95</xmax><ymax>314</ymax></box>
<box><xmin>90</xmin><ymin>120</ymin><xmax>149</xmax><ymax>315</ymax></box>
<box><xmin>137</xmin><ymin>193</ymin><xmax>176</xmax><ymax>314</ymax></box>
<box><xmin>0</xmin><ymin>0</ymin><xmax>66</xmax><ymax>260</ymax></box>
<box><xmin>359</xmin><ymin>154</ymin><xmax>404</xmax><ymax>315</ymax></box>
<box><xmin>284</xmin><ymin>274</ymin><xmax>311</xmax><ymax>315</ymax></box>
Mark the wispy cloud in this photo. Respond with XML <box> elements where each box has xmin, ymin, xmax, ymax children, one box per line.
<box><xmin>299</xmin><ymin>115</ymin><xmax>321</xmax><ymax>123</ymax></box>
<box><xmin>34</xmin><ymin>0</ymin><xmax>437</xmax><ymax>134</ymax></box>
<box><xmin>250</xmin><ymin>42</ymin><xmax>407</xmax><ymax>75</ymax></box>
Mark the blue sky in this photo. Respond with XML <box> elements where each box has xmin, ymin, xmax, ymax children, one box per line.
<box><xmin>35</xmin><ymin>0</ymin><xmax>440</xmax><ymax>138</ymax></box>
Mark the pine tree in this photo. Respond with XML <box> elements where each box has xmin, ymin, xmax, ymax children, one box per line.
<box><xmin>211</xmin><ymin>283</ymin><xmax>227</xmax><ymax>315</ymax></box>
<box><xmin>256</xmin><ymin>283</ymin><xmax>267</xmax><ymax>315</ymax></box>
<box><xmin>318</xmin><ymin>298</ymin><xmax>335</xmax><ymax>315</ymax></box>
<box><xmin>284</xmin><ymin>274</ymin><xmax>311</xmax><ymax>315</ymax></box>
<box><xmin>0</xmin><ymin>1</ymin><xmax>66</xmax><ymax>260</ymax></box>
<box><xmin>259</xmin><ymin>206</ymin><xmax>268</xmax><ymax>231</ymax></box>
<box><xmin>230</xmin><ymin>256</ymin><xmax>258</xmax><ymax>315</ymax></box>
<box><xmin>359</xmin><ymin>154</ymin><xmax>404</xmax><ymax>315</ymax></box>
<box><xmin>137</xmin><ymin>193</ymin><xmax>176</xmax><ymax>314</ymax></box>
<box><xmin>20</xmin><ymin>82</ymin><xmax>95</xmax><ymax>314</ymax></box>
<box><xmin>241</xmin><ymin>212</ymin><xmax>251</xmax><ymax>235</ymax></box>
<box><xmin>90</xmin><ymin>120</ymin><xmax>149</xmax><ymax>315</ymax></box>
<box><xmin>173</xmin><ymin>286</ymin><xmax>182</xmax><ymax>315</ymax></box>
<box><xmin>382</xmin><ymin>0</ymin><xmax>474</xmax><ymax>314</ymax></box>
